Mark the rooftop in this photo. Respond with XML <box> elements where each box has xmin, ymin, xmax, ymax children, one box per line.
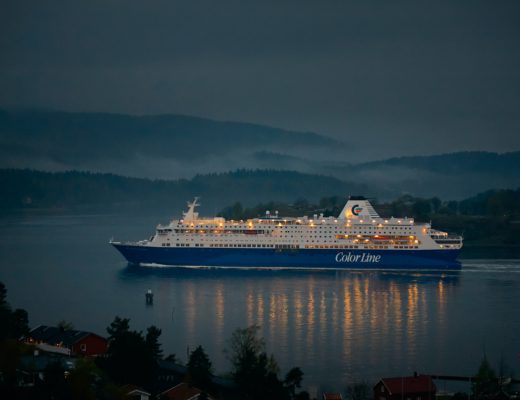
<box><xmin>26</xmin><ymin>325</ymin><xmax>106</xmax><ymax>347</ymax></box>
<box><xmin>380</xmin><ymin>375</ymin><xmax>436</xmax><ymax>395</ymax></box>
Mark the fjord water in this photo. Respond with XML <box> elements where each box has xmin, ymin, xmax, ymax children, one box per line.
<box><xmin>1</xmin><ymin>212</ymin><xmax>519</xmax><ymax>393</ymax></box>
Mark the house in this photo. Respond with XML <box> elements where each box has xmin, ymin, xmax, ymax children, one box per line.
<box><xmin>157</xmin><ymin>360</ymin><xmax>235</xmax><ymax>399</ymax></box>
<box><xmin>122</xmin><ymin>385</ymin><xmax>151</xmax><ymax>400</ymax></box>
<box><xmin>159</xmin><ymin>382</ymin><xmax>215</xmax><ymax>400</ymax></box>
<box><xmin>24</xmin><ymin>325</ymin><xmax>108</xmax><ymax>357</ymax></box>
<box><xmin>323</xmin><ymin>393</ymin><xmax>343</xmax><ymax>400</ymax></box>
<box><xmin>374</xmin><ymin>374</ymin><xmax>436</xmax><ymax>400</ymax></box>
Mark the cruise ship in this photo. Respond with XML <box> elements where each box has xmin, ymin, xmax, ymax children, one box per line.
<box><xmin>111</xmin><ymin>196</ymin><xmax>463</xmax><ymax>269</ymax></box>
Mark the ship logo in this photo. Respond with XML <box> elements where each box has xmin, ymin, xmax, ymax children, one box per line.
<box><xmin>351</xmin><ymin>204</ymin><xmax>363</xmax><ymax>216</ymax></box>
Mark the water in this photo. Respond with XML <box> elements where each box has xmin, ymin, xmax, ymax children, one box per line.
<box><xmin>1</xmin><ymin>212</ymin><xmax>519</xmax><ymax>394</ymax></box>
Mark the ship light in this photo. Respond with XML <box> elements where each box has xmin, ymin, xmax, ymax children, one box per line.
<box><xmin>414</xmin><ymin>240</ymin><xmax>419</xmax><ymax>244</ymax></box>
<box><xmin>397</xmin><ymin>220</ymin><xmax>401</xmax><ymax>224</ymax></box>
<box><xmin>334</xmin><ymin>219</ymin><xmax>338</xmax><ymax>223</ymax></box>
<box><xmin>409</xmin><ymin>235</ymin><xmax>414</xmax><ymax>239</ymax></box>
<box><xmin>384</xmin><ymin>220</ymin><xmax>388</xmax><ymax>223</ymax></box>
<box><xmin>360</xmin><ymin>219</ymin><xmax>363</xmax><ymax>223</ymax></box>
<box><xmin>357</xmin><ymin>234</ymin><xmax>362</xmax><ymax>238</ymax></box>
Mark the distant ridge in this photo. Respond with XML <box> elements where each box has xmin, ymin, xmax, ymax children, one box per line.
<box><xmin>356</xmin><ymin>151</ymin><xmax>520</xmax><ymax>176</ymax></box>
<box><xmin>0</xmin><ymin>168</ymin><xmax>369</xmax><ymax>212</ymax></box>
<box><xmin>0</xmin><ymin>108</ymin><xmax>342</xmax><ymax>163</ymax></box>
<box><xmin>1</xmin><ymin>109</ymin><xmax>519</xmax><ymax>199</ymax></box>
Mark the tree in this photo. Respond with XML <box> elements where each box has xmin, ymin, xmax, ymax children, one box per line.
<box><xmin>102</xmin><ymin>317</ymin><xmax>155</xmax><ymax>389</ymax></box>
<box><xmin>284</xmin><ymin>367</ymin><xmax>303</xmax><ymax>399</ymax></box>
<box><xmin>0</xmin><ymin>281</ymin><xmax>29</xmax><ymax>340</ymax></box>
<box><xmin>227</xmin><ymin>325</ymin><xmax>265</xmax><ymax>375</ymax></box>
<box><xmin>226</xmin><ymin>325</ymin><xmax>291</xmax><ymax>400</ymax></box>
<box><xmin>0</xmin><ymin>339</ymin><xmax>26</xmax><ymax>396</ymax></box>
<box><xmin>218</xmin><ymin>202</ymin><xmax>244</xmax><ymax>219</ymax></box>
<box><xmin>472</xmin><ymin>356</ymin><xmax>498</xmax><ymax>398</ymax></box>
<box><xmin>294</xmin><ymin>392</ymin><xmax>310</xmax><ymax>400</ymax></box>
<box><xmin>412</xmin><ymin>199</ymin><xmax>431</xmax><ymax>220</ymax></box>
<box><xmin>430</xmin><ymin>197</ymin><xmax>442</xmax><ymax>214</ymax></box>
<box><xmin>9</xmin><ymin>308</ymin><xmax>29</xmax><ymax>338</ymax></box>
<box><xmin>107</xmin><ymin>316</ymin><xmax>130</xmax><ymax>341</ymax></box>
<box><xmin>145</xmin><ymin>325</ymin><xmax>163</xmax><ymax>361</ymax></box>
<box><xmin>57</xmin><ymin>320</ymin><xmax>74</xmax><ymax>331</ymax></box>
<box><xmin>187</xmin><ymin>345</ymin><xmax>213</xmax><ymax>390</ymax></box>
<box><xmin>0</xmin><ymin>282</ymin><xmax>7</xmax><ymax>307</ymax></box>
<box><xmin>67</xmin><ymin>358</ymin><xmax>99</xmax><ymax>400</ymax></box>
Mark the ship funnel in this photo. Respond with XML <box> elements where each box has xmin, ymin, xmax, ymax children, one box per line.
<box><xmin>338</xmin><ymin>196</ymin><xmax>380</xmax><ymax>220</ymax></box>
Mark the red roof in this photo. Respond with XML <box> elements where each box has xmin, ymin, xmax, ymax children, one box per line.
<box><xmin>323</xmin><ymin>393</ymin><xmax>343</xmax><ymax>400</ymax></box>
<box><xmin>160</xmin><ymin>383</ymin><xmax>214</xmax><ymax>400</ymax></box>
<box><xmin>381</xmin><ymin>375</ymin><xmax>436</xmax><ymax>395</ymax></box>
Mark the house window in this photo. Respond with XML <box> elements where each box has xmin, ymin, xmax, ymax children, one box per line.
<box><xmin>80</xmin><ymin>343</ymin><xmax>87</xmax><ymax>352</ymax></box>
<box><xmin>381</xmin><ymin>386</ymin><xmax>384</xmax><ymax>393</ymax></box>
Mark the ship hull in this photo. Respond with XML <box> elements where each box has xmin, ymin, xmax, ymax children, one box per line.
<box><xmin>112</xmin><ymin>244</ymin><xmax>461</xmax><ymax>270</ymax></box>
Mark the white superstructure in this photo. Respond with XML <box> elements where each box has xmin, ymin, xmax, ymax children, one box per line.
<box><xmin>141</xmin><ymin>197</ymin><xmax>463</xmax><ymax>252</ymax></box>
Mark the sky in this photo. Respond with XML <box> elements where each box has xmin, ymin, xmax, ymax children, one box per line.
<box><xmin>1</xmin><ymin>0</ymin><xmax>519</xmax><ymax>160</ymax></box>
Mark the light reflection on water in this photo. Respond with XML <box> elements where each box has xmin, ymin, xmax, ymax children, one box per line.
<box><xmin>1</xmin><ymin>213</ymin><xmax>519</xmax><ymax>393</ymax></box>
<box><xmin>117</xmin><ymin>267</ymin><xmax>467</xmax><ymax>389</ymax></box>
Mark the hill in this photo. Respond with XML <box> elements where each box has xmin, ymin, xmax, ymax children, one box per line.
<box><xmin>0</xmin><ymin>109</ymin><xmax>345</xmax><ymax>179</ymax></box>
<box><xmin>0</xmin><ymin>169</ymin><xmax>369</xmax><ymax>213</ymax></box>
<box><xmin>1</xmin><ymin>109</ymin><xmax>519</xmax><ymax>199</ymax></box>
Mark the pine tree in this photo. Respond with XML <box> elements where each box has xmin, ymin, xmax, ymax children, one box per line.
<box><xmin>187</xmin><ymin>345</ymin><xmax>213</xmax><ymax>390</ymax></box>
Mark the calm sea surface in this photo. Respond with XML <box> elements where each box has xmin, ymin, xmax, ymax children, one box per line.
<box><xmin>1</xmin><ymin>212</ymin><xmax>519</xmax><ymax>394</ymax></box>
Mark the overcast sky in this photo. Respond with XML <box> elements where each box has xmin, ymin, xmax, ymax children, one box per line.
<box><xmin>1</xmin><ymin>0</ymin><xmax>519</xmax><ymax>160</ymax></box>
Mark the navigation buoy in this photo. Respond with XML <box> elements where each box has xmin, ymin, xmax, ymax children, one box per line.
<box><xmin>145</xmin><ymin>289</ymin><xmax>154</xmax><ymax>305</ymax></box>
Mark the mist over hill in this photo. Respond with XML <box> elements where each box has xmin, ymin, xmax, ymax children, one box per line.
<box><xmin>1</xmin><ymin>109</ymin><xmax>519</xmax><ymax>199</ymax></box>
<box><xmin>0</xmin><ymin>109</ymin><xmax>346</xmax><ymax>179</ymax></box>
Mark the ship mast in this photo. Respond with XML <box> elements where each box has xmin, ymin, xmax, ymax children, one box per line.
<box><xmin>183</xmin><ymin>197</ymin><xmax>200</xmax><ymax>222</ymax></box>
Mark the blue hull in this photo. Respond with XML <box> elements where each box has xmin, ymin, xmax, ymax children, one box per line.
<box><xmin>112</xmin><ymin>244</ymin><xmax>461</xmax><ymax>270</ymax></box>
